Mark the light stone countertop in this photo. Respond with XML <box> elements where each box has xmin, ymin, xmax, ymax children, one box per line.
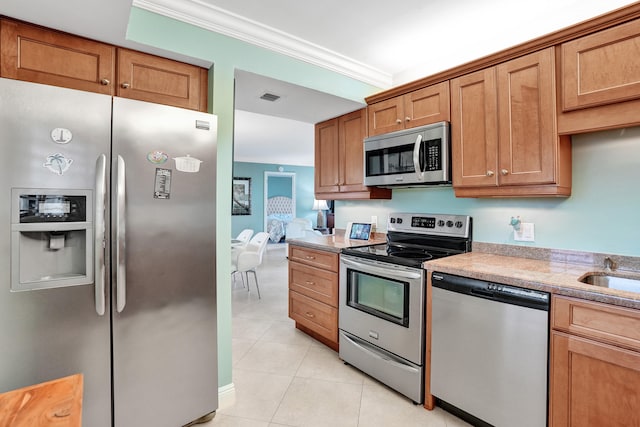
<box><xmin>424</xmin><ymin>242</ymin><xmax>640</xmax><ymax>310</ymax></box>
<box><xmin>286</xmin><ymin>230</ymin><xmax>387</xmax><ymax>253</ymax></box>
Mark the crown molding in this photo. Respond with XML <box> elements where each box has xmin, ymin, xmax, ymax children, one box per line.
<box><xmin>132</xmin><ymin>0</ymin><xmax>391</xmax><ymax>88</ymax></box>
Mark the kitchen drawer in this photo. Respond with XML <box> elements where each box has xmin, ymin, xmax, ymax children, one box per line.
<box><xmin>289</xmin><ymin>261</ymin><xmax>338</xmax><ymax>307</ymax></box>
<box><xmin>288</xmin><ymin>246</ymin><xmax>339</xmax><ymax>271</ymax></box>
<box><xmin>289</xmin><ymin>291</ymin><xmax>338</xmax><ymax>343</ymax></box>
<box><xmin>552</xmin><ymin>295</ymin><xmax>640</xmax><ymax>352</ymax></box>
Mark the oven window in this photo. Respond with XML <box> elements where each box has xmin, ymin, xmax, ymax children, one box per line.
<box><xmin>346</xmin><ymin>268</ymin><xmax>409</xmax><ymax>327</ymax></box>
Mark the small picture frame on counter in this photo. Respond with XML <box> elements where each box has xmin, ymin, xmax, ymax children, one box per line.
<box><xmin>345</xmin><ymin>222</ymin><xmax>372</xmax><ymax>240</ymax></box>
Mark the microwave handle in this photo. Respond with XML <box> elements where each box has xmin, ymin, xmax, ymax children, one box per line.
<box><xmin>412</xmin><ymin>134</ymin><xmax>424</xmax><ymax>181</ymax></box>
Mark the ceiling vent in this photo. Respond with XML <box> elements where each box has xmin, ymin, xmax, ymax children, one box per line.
<box><xmin>260</xmin><ymin>92</ymin><xmax>281</xmax><ymax>102</ymax></box>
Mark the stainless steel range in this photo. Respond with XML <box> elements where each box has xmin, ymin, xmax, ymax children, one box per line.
<box><xmin>339</xmin><ymin>212</ymin><xmax>472</xmax><ymax>404</ymax></box>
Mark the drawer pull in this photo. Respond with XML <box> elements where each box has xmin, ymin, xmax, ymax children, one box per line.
<box><xmin>305</xmin><ymin>311</ymin><xmax>315</xmax><ymax>318</ymax></box>
<box><xmin>305</xmin><ymin>256</ymin><xmax>316</xmax><ymax>260</ymax></box>
<box><xmin>305</xmin><ymin>281</ymin><xmax>315</xmax><ymax>286</ymax></box>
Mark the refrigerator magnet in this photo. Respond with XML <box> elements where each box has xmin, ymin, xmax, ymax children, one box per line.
<box><xmin>153</xmin><ymin>168</ymin><xmax>172</xmax><ymax>199</ymax></box>
<box><xmin>173</xmin><ymin>155</ymin><xmax>202</xmax><ymax>173</ymax></box>
<box><xmin>147</xmin><ymin>150</ymin><xmax>168</xmax><ymax>165</ymax></box>
<box><xmin>43</xmin><ymin>153</ymin><xmax>73</xmax><ymax>175</ymax></box>
<box><xmin>51</xmin><ymin>128</ymin><xmax>73</xmax><ymax>144</ymax></box>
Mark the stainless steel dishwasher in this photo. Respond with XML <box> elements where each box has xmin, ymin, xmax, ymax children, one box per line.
<box><xmin>430</xmin><ymin>272</ymin><xmax>550</xmax><ymax>427</ymax></box>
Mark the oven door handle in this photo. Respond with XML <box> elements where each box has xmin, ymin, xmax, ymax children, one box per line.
<box><xmin>341</xmin><ymin>332</ymin><xmax>419</xmax><ymax>374</ymax></box>
<box><xmin>341</xmin><ymin>256</ymin><xmax>422</xmax><ymax>280</ymax></box>
<box><xmin>412</xmin><ymin>133</ymin><xmax>424</xmax><ymax>181</ymax></box>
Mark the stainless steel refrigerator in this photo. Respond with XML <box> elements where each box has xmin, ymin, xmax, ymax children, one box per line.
<box><xmin>0</xmin><ymin>78</ymin><xmax>218</xmax><ymax>426</ymax></box>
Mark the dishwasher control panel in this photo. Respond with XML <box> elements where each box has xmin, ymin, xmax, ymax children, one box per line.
<box><xmin>432</xmin><ymin>272</ymin><xmax>550</xmax><ymax>310</ymax></box>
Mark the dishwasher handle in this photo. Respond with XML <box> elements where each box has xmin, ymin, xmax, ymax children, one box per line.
<box><xmin>432</xmin><ymin>271</ymin><xmax>549</xmax><ymax>311</ymax></box>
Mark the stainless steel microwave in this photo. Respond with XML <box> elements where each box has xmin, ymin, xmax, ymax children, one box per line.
<box><xmin>363</xmin><ymin>121</ymin><xmax>450</xmax><ymax>187</ymax></box>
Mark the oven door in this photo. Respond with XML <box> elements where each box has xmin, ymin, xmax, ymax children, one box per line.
<box><xmin>339</xmin><ymin>254</ymin><xmax>425</xmax><ymax>364</ymax></box>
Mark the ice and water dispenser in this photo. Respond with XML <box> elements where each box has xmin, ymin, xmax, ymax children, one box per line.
<box><xmin>11</xmin><ymin>189</ymin><xmax>93</xmax><ymax>291</ymax></box>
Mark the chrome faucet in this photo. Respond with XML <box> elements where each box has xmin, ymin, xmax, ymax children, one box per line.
<box><xmin>604</xmin><ymin>256</ymin><xmax>617</xmax><ymax>271</ymax></box>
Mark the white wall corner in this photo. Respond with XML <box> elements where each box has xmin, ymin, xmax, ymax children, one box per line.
<box><xmin>218</xmin><ymin>382</ymin><xmax>236</xmax><ymax>410</ymax></box>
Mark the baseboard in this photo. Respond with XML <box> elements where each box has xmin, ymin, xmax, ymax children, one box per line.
<box><xmin>218</xmin><ymin>382</ymin><xmax>236</xmax><ymax>410</ymax></box>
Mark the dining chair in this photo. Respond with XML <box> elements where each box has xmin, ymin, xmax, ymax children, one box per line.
<box><xmin>235</xmin><ymin>229</ymin><xmax>254</xmax><ymax>245</ymax></box>
<box><xmin>231</xmin><ymin>232</ymin><xmax>270</xmax><ymax>299</ymax></box>
<box><xmin>232</xmin><ymin>229</ymin><xmax>254</xmax><ymax>267</ymax></box>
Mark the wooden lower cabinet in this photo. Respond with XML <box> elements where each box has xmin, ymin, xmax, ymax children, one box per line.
<box><xmin>288</xmin><ymin>245</ymin><xmax>339</xmax><ymax>350</ymax></box>
<box><xmin>550</xmin><ymin>296</ymin><xmax>640</xmax><ymax>426</ymax></box>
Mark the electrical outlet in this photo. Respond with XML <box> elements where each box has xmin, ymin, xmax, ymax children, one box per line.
<box><xmin>514</xmin><ymin>222</ymin><xmax>535</xmax><ymax>241</ymax></box>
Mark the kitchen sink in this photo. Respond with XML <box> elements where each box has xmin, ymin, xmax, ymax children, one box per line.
<box><xmin>579</xmin><ymin>272</ymin><xmax>640</xmax><ymax>293</ymax></box>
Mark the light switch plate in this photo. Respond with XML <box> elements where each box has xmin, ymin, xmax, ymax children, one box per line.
<box><xmin>514</xmin><ymin>222</ymin><xmax>535</xmax><ymax>241</ymax></box>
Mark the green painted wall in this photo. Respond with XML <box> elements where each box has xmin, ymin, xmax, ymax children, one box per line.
<box><xmin>231</xmin><ymin>162</ymin><xmax>316</xmax><ymax>237</ymax></box>
<box><xmin>126</xmin><ymin>8</ymin><xmax>380</xmax><ymax>390</ymax></box>
<box><xmin>336</xmin><ymin>127</ymin><xmax>640</xmax><ymax>257</ymax></box>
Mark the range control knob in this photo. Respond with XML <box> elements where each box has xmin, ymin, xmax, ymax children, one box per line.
<box><xmin>455</xmin><ymin>221</ymin><xmax>463</xmax><ymax>228</ymax></box>
<box><xmin>446</xmin><ymin>220</ymin><xmax>454</xmax><ymax>227</ymax></box>
<box><xmin>437</xmin><ymin>220</ymin><xmax>445</xmax><ymax>227</ymax></box>
<box><xmin>397</xmin><ymin>218</ymin><xmax>403</xmax><ymax>224</ymax></box>
<box><xmin>390</xmin><ymin>218</ymin><xmax>396</xmax><ymax>224</ymax></box>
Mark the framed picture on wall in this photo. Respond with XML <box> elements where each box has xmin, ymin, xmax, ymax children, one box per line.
<box><xmin>232</xmin><ymin>177</ymin><xmax>251</xmax><ymax>215</ymax></box>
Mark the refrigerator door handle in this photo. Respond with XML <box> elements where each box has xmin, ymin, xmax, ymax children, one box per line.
<box><xmin>116</xmin><ymin>155</ymin><xmax>127</xmax><ymax>313</ymax></box>
<box><xmin>94</xmin><ymin>154</ymin><xmax>107</xmax><ymax>316</ymax></box>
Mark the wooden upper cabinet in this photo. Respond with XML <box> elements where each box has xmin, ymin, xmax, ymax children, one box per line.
<box><xmin>452</xmin><ymin>48</ymin><xmax>571</xmax><ymax>197</ymax></box>
<box><xmin>0</xmin><ymin>19</ymin><xmax>115</xmax><ymax>95</ymax></box>
<box><xmin>559</xmin><ymin>17</ymin><xmax>640</xmax><ymax>134</ymax></box>
<box><xmin>315</xmin><ymin>109</ymin><xmax>391</xmax><ymax>200</ymax></box>
<box><xmin>315</xmin><ymin>118</ymin><xmax>340</xmax><ymax>194</ymax></box>
<box><xmin>0</xmin><ymin>18</ymin><xmax>209</xmax><ymax>112</ymax></box>
<box><xmin>562</xmin><ymin>18</ymin><xmax>640</xmax><ymax>111</ymax></box>
<box><xmin>451</xmin><ymin>68</ymin><xmax>499</xmax><ymax>188</ymax></box>
<box><xmin>117</xmin><ymin>49</ymin><xmax>207</xmax><ymax>112</ymax></box>
<box><xmin>367</xmin><ymin>81</ymin><xmax>450</xmax><ymax>137</ymax></box>
<box><xmin>497</xmin><ymin>48</ymin><xmax>557</xmax><ymax>186</ymax></box>
<box><xmin>338</xmin><ymin>109</ymin><xmax>368</xmax><ymax>193</ymax></box>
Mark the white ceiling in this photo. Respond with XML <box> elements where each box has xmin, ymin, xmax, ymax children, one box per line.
<box><xmin>2</xmin><ymin>0</ymin><xmax>636</xmax><ymax>166</ymax></box>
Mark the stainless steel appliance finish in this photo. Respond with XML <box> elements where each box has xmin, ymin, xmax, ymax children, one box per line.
<box><xmin>0</xmin><ymin>78</ymin><xmax>218</xmax><ymax>427</ymax></box>
<box><xmin>339</xmin><ymin>255</ymin><xmax>425</xmax><ymax>403</ymax></box>
<box><xmin>363</xmin><ymin>121</ymin><xmax>450</xmax><ymax>187</ymax></box>
<box><xmin>339</xmin><ymin>213</ymin><xmax>472</xmax><ymax>404</ymax></box>
<box><xmin>431</xmin><ymin>272</ymin><xmax>549</xmax><ymax>427</ymax></box>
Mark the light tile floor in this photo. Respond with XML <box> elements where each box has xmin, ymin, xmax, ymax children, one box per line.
<box><xmin>207</xmin><ymin>244</ymin><xmax>470</xmax><ymax>427</ymax></box>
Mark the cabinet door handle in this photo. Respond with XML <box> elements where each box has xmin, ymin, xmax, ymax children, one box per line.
<box><xmin>305</xmin><ymin>312</ymin><xmax>315</xmax><ymax>318</ymax></box>
<box><xmin>100</xmin><ymin>78</ymin><xmax>110</xmax><ymax>86</ymax></box>
<box><xmin>501</xmin><ymin>169</ymin><xmax>509</xmax><ymax>175</ymax></box>
<box><xmin>486</xmin><ymin>170</ymin><xmax>495</xmax><ymax>177</ymax></box>
<box><xmin>121</xmin><ymin>82</ymin><xmax>131</xmax><ymax>89</ymax></box>
<box><xmin>396</xmin><ymin>119</ymin><xmax>402</xmax><ymax>124</ymax></box>
<box><xmin>405</xmin><ymin>116</ymin><xmax>411</xmax><ymax>122</ymax></box>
